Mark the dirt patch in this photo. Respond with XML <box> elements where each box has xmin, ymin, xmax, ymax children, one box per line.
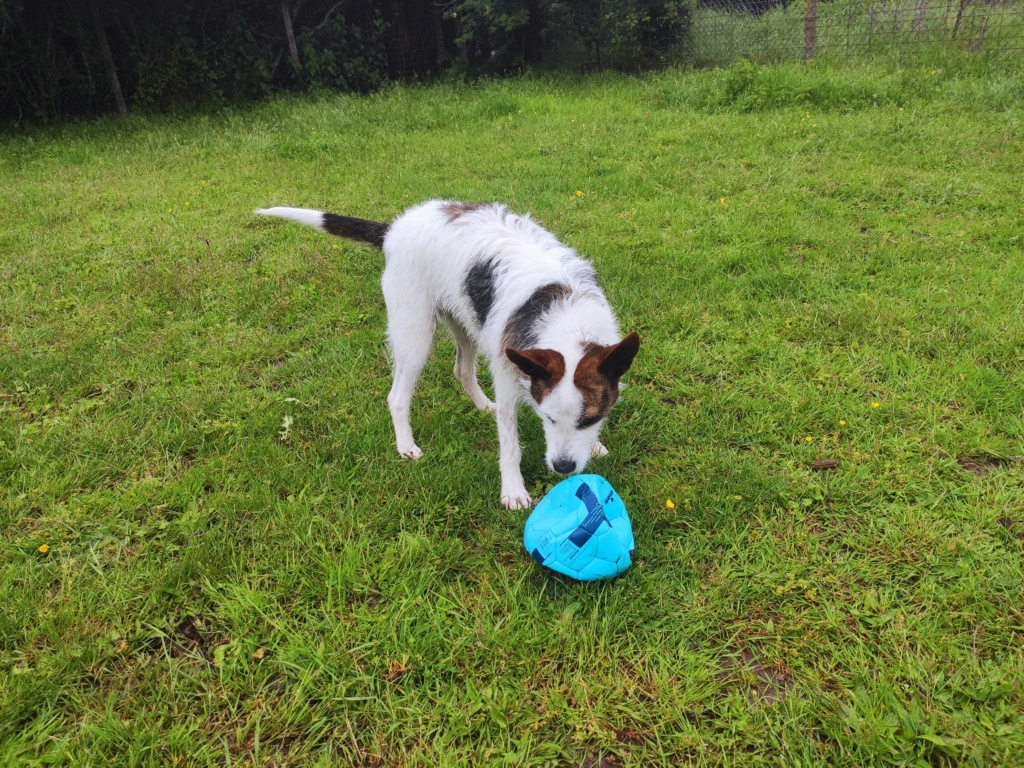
<box><xmin>142</xmin><ymin>616</ymin><xmax>211</xmax><ymax>660</ymax></box>
<box><xmin>618</xmin><ymin>658</ymin><xmax>659</xmax><ymax>703</ymax></box>
<box><xmin>718</xmin><ymin>646</ymin><xmax>794</xmax><ymax>704</ymax></box>
<box><xmin>997</xmin><ymin>516</ymin><xmax>1024</xmax><ymax>543</ymax></box>
<box><xmin>958</xmin><ymin>455</ymin><xmax>1018</xmax><ymax>477</ymax></box>
<box><xmin>349</xmin><ymin>586</ymin><xmax>385</xmax><ymax>610</ymax></box>
<box><xmin>169</xmin><ymin>617</ymin><xmax>206</xmax><ymax>658</ymax></box>
<box><xmin>577</xmin><ymin>754</ymin><xmax>623</xmax><ymax>768</ymax></box>
<box><xmin>615</xmin><ymin>728</ymin><xmax>644</xmax><ymax>745</ymax></box>
<box><xmin>385</xmin><ymin>658</ymin><xmax>412</xmax><ymax>683</ymax></box>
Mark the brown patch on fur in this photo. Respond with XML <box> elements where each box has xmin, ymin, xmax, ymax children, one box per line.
<box><xmin>575</xmin><ymin>344</ymin><xmax>619</xmax><ymax>429</ymax></box>
<box><xmin>442</xmin><ymin>202</ymin><xmax>487</xmax><ymax>222</ymax></box>
<box><xmin>505</xmin><ymin>348</ymin><xmax>565</xmax><ymax>403</ymax></box>
<box><xmin>573</xmin><ymin>333</ymin><xmax>640</xmax><ymax>429</ymax></box>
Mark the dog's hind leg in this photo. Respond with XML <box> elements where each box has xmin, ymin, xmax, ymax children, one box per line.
<box><xmin>444</xmin><ymin>318</ymin><xmax>496</xmax><ymax>414</ymax></box>
<box><xmin>383</xmin><ymin>285</ymin><xmax>435</xmax><ymax>460</ymax></box>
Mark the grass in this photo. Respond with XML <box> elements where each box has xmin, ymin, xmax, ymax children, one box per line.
<box><xmin>2</xmin><ymin>60</ymin><xmax>1023</xmax><ymax>766</ymax></box>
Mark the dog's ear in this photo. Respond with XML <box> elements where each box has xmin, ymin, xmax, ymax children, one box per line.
<box><xmin>505</xmin><ymin>347</ymin><xmax>565</xmax><ymax>382</ymax></box>
<box><xmin>595</xmin><ymin>332</ymin><xmax>640</xmax><ymax>380</ymax></box>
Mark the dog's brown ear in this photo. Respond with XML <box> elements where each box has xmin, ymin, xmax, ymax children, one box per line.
<box><xmin>505</xmin><ymin>347</ymin><xmax>565</xmax><ymax>382</ymax></box>
<box><xmin>595</xmin><ymin>332</ymin><xmax>640</xmax><ymax>380</ymax></box>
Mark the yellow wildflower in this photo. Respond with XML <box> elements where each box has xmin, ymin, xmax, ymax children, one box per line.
<box><xmin>665</xmin><ymin>499</ymin><xmax>675</xmax><ymax>509</ymax></box>
<box><xmin>871</xmin><ymin>401</ymin><xmax>880</xmax><ymax>408</ymax></box>
<box><xmin>38</xmin><ymin>544</ymin><xmax>49</xmax><ymax>554</ymax></box>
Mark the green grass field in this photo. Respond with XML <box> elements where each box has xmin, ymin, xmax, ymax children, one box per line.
<box><xmin>2</xmin><ymin>60</ymin><xmax>1023</xmax><ymax>766</ymax></box>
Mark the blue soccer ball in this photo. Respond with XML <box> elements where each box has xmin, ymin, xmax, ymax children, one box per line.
<box><xmin>523</xmin><ymin>474</ymin><xmax>635</xmax><ymax>581</ymax></box>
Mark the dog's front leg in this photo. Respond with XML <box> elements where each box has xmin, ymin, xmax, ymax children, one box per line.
<box><xmin>493</xmin><ymin>379</ymin><xmax>532</xmax><ymax>510</ymax></box>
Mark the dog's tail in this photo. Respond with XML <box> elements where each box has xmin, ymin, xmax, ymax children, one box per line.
<box><xmin>255</xmin><ymin>207</ymin><xmax>389</xmax><ymax>248</ymax></box>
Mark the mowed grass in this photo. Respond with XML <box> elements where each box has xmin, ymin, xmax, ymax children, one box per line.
<box><xmin>2</xmin><ymin>60</ymin><xmax>1023</xmax><ymax>766</ymax></box>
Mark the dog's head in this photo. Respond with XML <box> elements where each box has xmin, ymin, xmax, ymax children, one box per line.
<box><xmin>506</xmin><ymin>332</ymin><xmax>640</xmax><ymax>475</ymax></box>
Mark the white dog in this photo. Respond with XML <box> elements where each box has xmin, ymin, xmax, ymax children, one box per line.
<box><xmin>256</xmin><ymin>201</ymin><xmax>639</xmax><ymax>509</ymax></box>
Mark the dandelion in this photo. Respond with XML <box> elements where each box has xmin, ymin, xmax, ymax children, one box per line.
<box><xmin>720</xmin><ymin>198</ymin><xmax>726</xmax><ymax>204</ymax></box>
<box><xmin>185</xmin><ymin>202</ymin><xmax>190</xmax><ymax>206</ymax></box>
<box><xmin>201</xmin><ymin>180</ymin><xmax>207</xmax><ymax>186</ymax></box>
<box><xmin>839</xmin><ymin>420</ymin><xmax>847</xmax><ymax>426</ymax></box>
<box><xmin>37</xmin><ymin>544</ymin><xmax>49</xmax><ymax>554</ymax></box>
<box><xmin>253</xmin><ymin>647</ymin><xmax>267</xmax><ymax>660</ymax></box>
<box><xmin>899</xmin><ymin>107</ymin><xmax>904</xmax><ymax>112</ymax></box>
<box><xmin>168</xmin><ymin>208</ymin><xmax>172</xmax><ymax>213</ymax></box>
<box><xmin>805</xmin><ymin>436</ymin><xmax>813</xmax><ymax>442</ymax></box>
<box><xmin>871</xmin><ymin>401</ymin><xmax>880</xmax><ymax>408</ymax></box>
<box><xmin>665</xmin><ymin>499</ymin><xmax>675</xmax><ymax>509</ymax></box>
<box><xmin>575</xmin><ymin>190</ymin><xmax>583</xmax><ymax>197</ymax></box>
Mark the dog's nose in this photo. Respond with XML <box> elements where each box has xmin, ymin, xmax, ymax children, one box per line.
<box><xmin>552</xmin><ymin>457</ymin><xmax>577</xmax><ymax>474</ymax></box>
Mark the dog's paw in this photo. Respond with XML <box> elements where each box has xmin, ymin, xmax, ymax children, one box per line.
<box><xmin>398</xmin><ymin>444</ymin><xmax>424</xmax><ymax>460</ymax></box>
<box><xmin>501</xmin><ymin>489</ymin><xmax>534</xmax><ymax>510</ymax></box>
<box><xmin>480</xmin><ymin>400</ymin><xmax>497</xmax><ymax>415</ymax></box>
<box><xmin>591</xmin><ymin>441</ymin><xmax>609</xmax><ymax>458</ymax></box>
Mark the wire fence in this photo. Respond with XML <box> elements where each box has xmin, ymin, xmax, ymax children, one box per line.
<box><xmin>686</xmin><ymin>0</ymin><xmax>1024</xmax><ymax>66</ymax></box>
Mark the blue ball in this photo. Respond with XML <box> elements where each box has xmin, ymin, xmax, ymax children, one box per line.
<box><xmin>523</xmin><ymin>474</ymin><xmax>635</xmax><ymax>581</ymax></box>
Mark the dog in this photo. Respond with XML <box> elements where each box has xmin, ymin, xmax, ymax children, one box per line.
<box><xmin>255</xmin><ymin>200</ymin><xmax>639</xmax><ymax>509</ymax></box>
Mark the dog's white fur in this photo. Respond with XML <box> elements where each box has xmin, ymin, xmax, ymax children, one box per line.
<box><xmin>256</xmin><ymin>200</ymin><xmax>638</xmax><ymax>509</ymax></box>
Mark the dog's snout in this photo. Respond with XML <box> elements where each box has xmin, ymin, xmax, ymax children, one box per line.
<box><xmin>552</xmin><ymin>457</ymin><xmax>577</xmax><ymax>475</ymax></box>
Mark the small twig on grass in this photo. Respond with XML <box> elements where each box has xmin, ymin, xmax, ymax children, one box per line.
<box><xmin>810</xmin><ymin>459</ymin><xmax>841</xmax><ymax>470</ymax></box>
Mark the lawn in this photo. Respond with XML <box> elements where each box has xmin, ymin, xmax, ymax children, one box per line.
<box><xmin>1</xmin><ymin>60</ymin><xmax>1023</xmax><ymax>766</ymax></box>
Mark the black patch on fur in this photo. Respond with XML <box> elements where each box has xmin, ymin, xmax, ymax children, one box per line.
<box><xmin>464</xmin><ymin>256</ymin><xmax>499</xmax><ymax>327</ymax></box>
<box><xmin>503</xmin><ymin>283</ymin><xmax>571</xmax><ymax>349</ymax></box>
<box><xmin>322</xmin><ymin>213</ymin><xmax>389</xmax><ymax>248</ymax></box>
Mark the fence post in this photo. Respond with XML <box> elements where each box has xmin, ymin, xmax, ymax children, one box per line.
<box><xmin>804</xmin><ymin>0</ymin><xmax>819</xmax><ymax>60</ymax></box>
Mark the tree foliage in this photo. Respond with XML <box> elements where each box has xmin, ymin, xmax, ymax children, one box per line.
<box><xmin>0</xmin><ymin>0</ymin><xmax>693</xmax><ymax>123</ymax></box>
